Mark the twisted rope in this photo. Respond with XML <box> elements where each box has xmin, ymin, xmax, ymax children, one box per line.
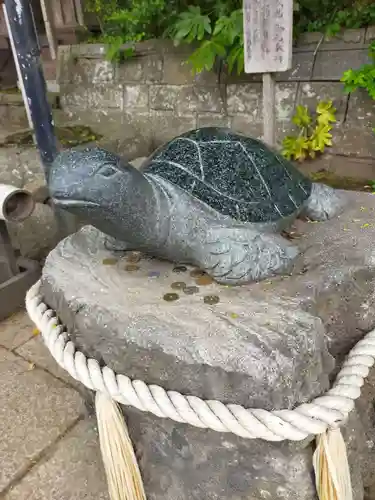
<box><xmin>26</xmin><ymin>280</ymin><xmax>375</xmax><ymax>442</ymax></box>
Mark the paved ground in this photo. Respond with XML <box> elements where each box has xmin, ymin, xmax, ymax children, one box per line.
<box><xmin>0</xmin><ymin>310</ymin><xmax>109</xmax><ymax>499</ymax></box>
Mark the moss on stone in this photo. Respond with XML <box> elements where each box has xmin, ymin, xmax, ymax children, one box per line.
<box><xmin>1</xmin><ymin>125</ymin><xmax>102</xmax><ymax>148</ymax></box>
<box><xmin>307</xmin><ymin>169</ymin><xmax>373</xmax><ymax>192</ymax></box>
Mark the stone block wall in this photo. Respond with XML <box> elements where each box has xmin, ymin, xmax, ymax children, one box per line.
<box><xmin>58</xmin><ymin>27</ymin><xmax>374</xmax><ymax>176</ymax></box>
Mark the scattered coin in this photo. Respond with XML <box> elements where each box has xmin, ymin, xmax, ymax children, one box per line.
<box><xmin>183</xmin><ymin>285</ymin><xmax>200</xmax><ymax>295</ymax></box>
<box><xmin>190</xmin><ymin>269</ymin><xmax>206</xmax><ymax>278</ymax></box>
<box><xmin>195</xmin><ymin>275</ymin><xmax>213</xmax><ymax>286</ymax></box>
<box><xmin>102</xmin><ymin>258</ymin><xmax>118</xmax><ymax>266</ymax></box>
<box><xmin>125</xmin><ymin>264</ymin><xmax>140</xmax><ymax>272</ymax></box>
<box><xmin>204</xmin><ymin>295</ymin><xmax>220</xmax><ymax>305</ymax></box>
<box><xmin>163</xmin><ymin>293</ymin><xmax>179</xmax><ymax>302</ymax></box>
<box><xmin>126</xmin><ymin>252</ymin><xmax>141</xmax><ymax>263</ymax></box>
<box><xmin>149</xmin><ymin>271</ymin><xmax>161</xmax><ymax>278</ymax></box>
<box><xmin>173</xmin><ymin>265</ymin><xmax>187</xmax><ymax>273</ymax></box>
<box><xmin>282</xmin><ymin>230</ymin><xmax>303</xmax><ymax>240</ymax></box>
<box><xmin>171</xmin><ymin>281</ymin><xmax>186</xmax><ymax>290</ymax></box>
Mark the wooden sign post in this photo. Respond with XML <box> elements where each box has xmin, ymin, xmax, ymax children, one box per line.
<box><xmin>243</xmin><ymin>0</ymin><xmax>293</xmax><ymax>147</ymax></box>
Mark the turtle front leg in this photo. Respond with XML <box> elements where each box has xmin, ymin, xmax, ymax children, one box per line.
<box><xmin>196</xmin><ymin>226</ymin><xmax>300</xmax><ymax>285</ymax></box>
<box><xmin>303</xmin><ymin>182</ymin><xmax>345</xmax><ymax>221</ymax></box>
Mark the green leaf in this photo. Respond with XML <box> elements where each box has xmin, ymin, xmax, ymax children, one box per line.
<box><xmin>292</xmin><ymin>105</ymin><xmax>312</xmax><ymax>128</ymax></box>
<box><xmin>310</xmin><ymin>124</ymin><xmax>333</xmax><ymax>153</ymax></box>
<box><xmin>212</xmin><ymin>9</ymin><xmax>242</xmax><ymax>45</ymax></box>
<box><xmin>170</xmin><ymin>6</ymin><xmax>212</xmax><ymax>45</ymax></box>
<box><xmin>175</xmin><ymin>21</ymin><xmax>194</xmax><ymax>41</ymax></box>
<box><xmin>227</xmin><ymin>43</ymin><xmax>244</xmax><ymax>74</ymax></box>
<box><xmin>282</xmin><ymin>135</ymin><xmax>310</xmax><ymax>162</ymax></box>
<box><xmin>316</xmin><ymin>100</ymin><xmax>336</xmax><ymax>126</ymax></box>
<box><xmin>188</xmin><ymin>40</ymin><xmax>226</xmax><ymax>74</ymax></box>
<box><xmin>282</xmin><ymin>136</ymin><xmax>296</xmax><ymax>160</ymax></box>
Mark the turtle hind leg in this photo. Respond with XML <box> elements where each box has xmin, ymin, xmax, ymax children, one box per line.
<box><xmin>303</xmin><ymin>182</ymin><xmax>345</xmax><ymax>221</ymax></box>
<box><xmin>197</xmin><ymin>226</ymin><xmax>299</xmax><ymax>285</ymax></box>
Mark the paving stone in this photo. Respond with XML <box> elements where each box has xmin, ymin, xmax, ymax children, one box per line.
<box><xmin>3</xmin><ymin>418</ymin><xmax>109</xmax><ymax>500</ymax></box>
<box><xmin>0</xmin><ymin>347</ymin><xmax>84</xmax><ymax>492</ymax></box>
<box><xmin>15</xmin><ymin>335</ymin><xmax>82</xmax><ymax>391</ymax></box>
<box><xmin>0</xmin><ymin>310</ymin><xmax>35</xmax><ymax>350</ymax></box>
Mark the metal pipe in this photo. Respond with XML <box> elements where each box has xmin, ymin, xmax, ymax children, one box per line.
<box><xmin>0</xmin><ymin>184</ymin><xmax>35</xmax><ymax>222</ymax></box>
<box><xmin>4</xmin><ymin>0</ymin><xmax>58</xmax><ymax>176</ymax></box>
<box><xmin>0</xmin><ymin>184</ymin><xmax>35</xmax><ymax>282</ymax></box>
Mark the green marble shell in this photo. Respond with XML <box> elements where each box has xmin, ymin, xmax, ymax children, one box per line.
<box><xmin>142</xmin><ymin>127</ymin><xmax>312</xmax><ymax>223</ymax></box>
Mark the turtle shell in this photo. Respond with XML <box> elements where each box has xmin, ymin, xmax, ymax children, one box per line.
<box><xmin>142</xmin><ymin>127</ymin><xmax>312</xmax><ymax>224</ymax></box>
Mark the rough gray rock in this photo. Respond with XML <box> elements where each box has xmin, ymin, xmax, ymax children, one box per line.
<box><xmin>41</xmin><ymin>224</ymin><xmax>333</xmax><ymax>411</ymax></box>
<box><xmin>40</xmin><ymin>191</ymin><xmax>375</xmax><ymax>500</ymax></box>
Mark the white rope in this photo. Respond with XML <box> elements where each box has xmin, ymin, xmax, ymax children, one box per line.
<box><xmin>25</xmin><ymin>280</ymin><xmax>375</xmax><ymax>442</ymax></box>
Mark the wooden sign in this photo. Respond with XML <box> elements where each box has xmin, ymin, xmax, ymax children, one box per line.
<box><xmin>242</xmin><ymin>0</ymin><xmax>294</xmax><ymax>147</ymax></box>
<box><xmin>243</xmin><ymin>0</ymin><xmax>293</xmax><ymax>74</ymax></box>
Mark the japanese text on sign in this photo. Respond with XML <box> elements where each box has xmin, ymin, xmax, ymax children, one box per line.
<box><xmin>243</xmin><ymin>0</ymin><xmax>293</xmax><ymax>74</ymax></box>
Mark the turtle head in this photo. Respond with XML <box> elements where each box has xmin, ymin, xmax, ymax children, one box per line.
<box><xmin>48</xmin><ymin>147</ymin><xmax>141</xmax><ymax>219</ymax></box>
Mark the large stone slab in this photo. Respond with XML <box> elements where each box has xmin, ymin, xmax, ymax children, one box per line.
<box><xmin>41</xmin><ymin>226</ymin><xmax>333</xmax><ymax>411</ymax></box>
<box><xmin>40</xmin><ymin>190</ymin><xmax>375</xmax><ymax>500</ymax></box>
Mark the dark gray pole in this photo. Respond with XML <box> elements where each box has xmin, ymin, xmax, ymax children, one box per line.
<box><xmin>4</xmin><ymin>0</ymin><xmax>58</xmax><ymax>176</ymax></box>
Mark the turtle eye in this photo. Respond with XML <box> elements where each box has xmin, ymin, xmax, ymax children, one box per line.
<box><xmin>97</xmin><ymin>164</ymin><xmax>118</xmax><ymax>178</ymax></box>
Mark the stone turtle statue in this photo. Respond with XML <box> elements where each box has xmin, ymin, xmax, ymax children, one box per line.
<box><xmin>49</xmin><ymin>127</ymin><xmax>345</xmax><ymax>285</ymax></box>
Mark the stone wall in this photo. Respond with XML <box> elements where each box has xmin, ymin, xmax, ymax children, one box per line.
<box><xmin>58</xmin><ymin>27</ymin><xmax>375</xmax><ymax>177</ymax></box>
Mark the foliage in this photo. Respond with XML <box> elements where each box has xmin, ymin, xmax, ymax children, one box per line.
<box><xmin>168</xmin><ymin>6</ymin><xmax>244</xmax><ymax>74</ymax></box>
<box><xmin>282</xmin><ymin>101</ymin><xmax>337</xmax><ymax>162</ymax></box>
<box><xmin>166</xmin><ymin>0</ymin><xmax>375</xmax><ymax>74</ymax></box>
<box><xmin>341</xmin><ymin>41</ymin><xmax>375</xmax><ymax>134</ymax></box>
<box><xmin>84</xmin><ymin>0</ymin><xmax>375</xmax><ymax>67</ymax></box>
<box><xmin>85</xmin><ymin>0</ymin><xmax>175</xmax><ymax>61</ymax></box>
<box><xmin>341</xmin><ymin>41</ymin><xmax>375</xmax><ymax>100</ymax></box>
<box><xmin>293</xmin><ymin>0</ymin><xmax>375</xmax><ymax>38</ymax></box>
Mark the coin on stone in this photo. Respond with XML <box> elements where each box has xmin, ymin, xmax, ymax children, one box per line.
<box><xmin>195</xmin><ymin>275</ymin><xmax>213</xmax><ymax>286</ymax></box>
<box><xmin>203</xmin><ymin>295</ymin><xmax>220</xmax><ymax>305</ymax></box>
<box><xmin>163</xmin><ymin>293</ymin><xmax>179</xmax><ymax>302</ymax></box>
<box><xmin>126</xmin><ymin>252</ymin><xmax>141</xmax><ymax>263</ymax></box>
<box><xmin>172</xmin><ymin>265</ymin><xmax>187</xmax><ymax>273</ymax></box>
<box><xmin>183</xmin><ymin>286</ymin><xmax>200</xmax><ymax>295</ymax></box>
<box><xmin>149</xmin><ymin>271</ymin><xmax>161</xmax><ymax>278</ymax></box>
<box><xmin>125</xmin><ymin>264</ymin><xmax>140</xmax><ymax>272</ymax></box>
<box><xmin>190</xmin><ymin>269</ymin><xmax>206</xmax><ymax>278</ymax></box>
<box><xmin>171</xmin><ymin>281</ymin><xmax>186</xmax><ymax>290</ymax></box>
<box><xmin>102</xmin><ymin>258</ymin><xmax>118</xmax><ymax>266</ymax></box>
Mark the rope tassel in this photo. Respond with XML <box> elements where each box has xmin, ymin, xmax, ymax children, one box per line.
<box><xmin>95</xmin><ymin>392</ymin><xmax>147</xmax><ymax>500</ymax></box>
<box><xmin>313</xmin><ymin>428</ymin><xmax>353</xmax><ymax>500</ymax></box>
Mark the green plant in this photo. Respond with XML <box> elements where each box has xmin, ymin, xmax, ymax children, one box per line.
<box><xmin>341</xmin><ymin>41</ymin><xmax>375</xmax><ymax>134</ymax></box>
<box><xmin>84</xmin><ymin>0</ymin><xmax>375</xmax><ymax>65</ymax></box>
<box><xmin>84</xmin><ymin>0</ymin><xmax>117</xmax><ymax>33</ymax></box>
<box><xmin>168</xmin><ymin>6</ymin><xmax>244</xmax><ymax>74</ymax></box>
<box><xmin>293</xmin><ymin>0</ymin><xmax>375</xmax><ymax>39</ymax></box>
<box><xmin>85</xmin><ymin>0</ymin><xmax>174</xmax><ymax>61</ymax></box>
<box><xmin>282</xmin><ymin>101</ymin><xmax>337</xmax><ymax>161</ymax></box>
<box><xmin>341</xmin><ymin>41</ymin><xmax>375</xmax><ymax>100</ymax></box>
